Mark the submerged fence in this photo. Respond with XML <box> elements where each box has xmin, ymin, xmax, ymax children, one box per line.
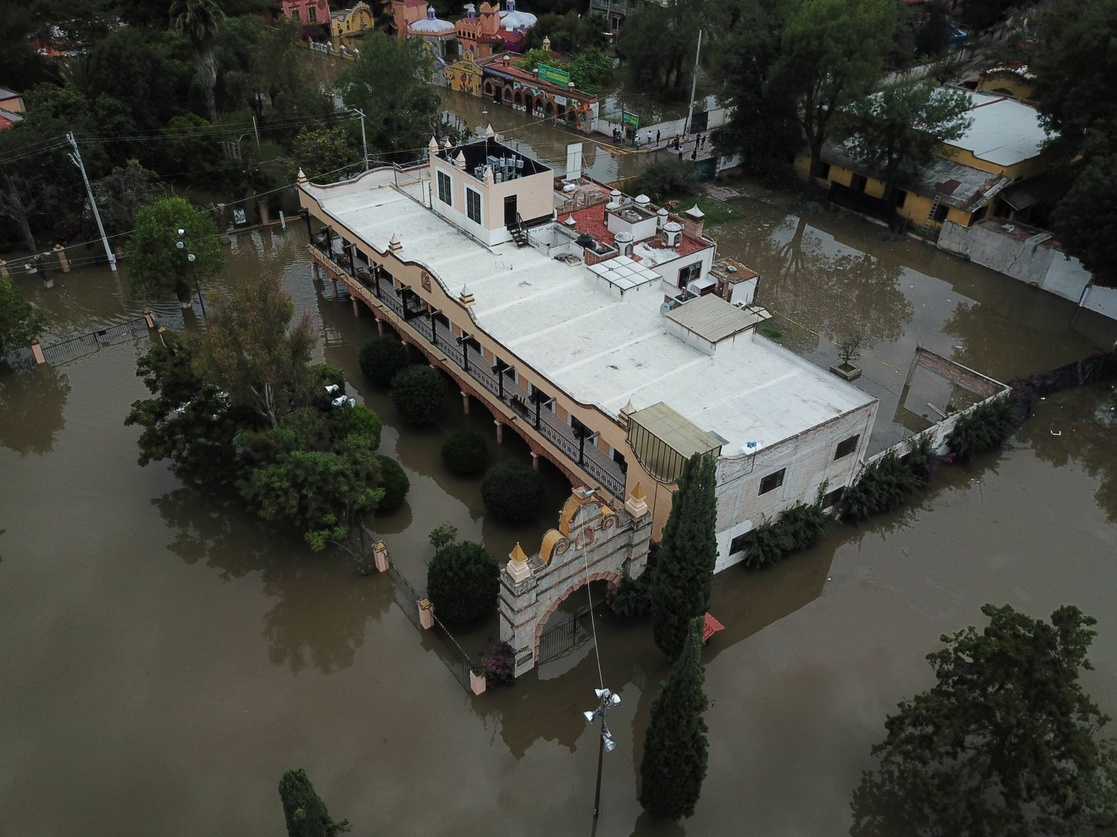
<box><xmin>2</xmin><ymin>313</ymin><xmax>181</xmax><ymax>372</ymax></box>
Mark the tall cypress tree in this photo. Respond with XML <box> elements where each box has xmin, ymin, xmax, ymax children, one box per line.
<box><xmin>639</xmin><ymin>616</ymin><xmax>710</xmax><ymax>820</ymax></box>
<box><xmin>278</xmin><ymin>769</ymin><xmax>351</xmax><ymax>837</ymax></box>
<box><xmin>649</xmin><ymin>452</ymin><xmax>718</xmax><ymax>659</ymax></box>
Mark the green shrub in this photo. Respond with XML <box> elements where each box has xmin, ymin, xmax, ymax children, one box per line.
<box><xmin>739</xmin><ymin>502</ymin><xmax>831</xmax><ymax>570</ymax></box>
<box><xmin>609</xmin><ymin>571</ymin><xmax>651</xmax><ymax>618</ymax></box>
<box><xmin>946</xmin><ymin>397</ymin><xmax>1022</xmax><ymax>460</ymax></box>
<box><xmin>441</xmin><ymin>431</ymin><xmax>489</xmax><ymax>476</ymax></box>
<box><xmin>840</xmin><ymin>437</ymin><xmax>935</xmax><ymax>523</ymax></box>
<box><xmin>481</xmin><ymin>460</ymin><xmax>545</xmax><ymax>522</ymax></box>
<box><xmin>330</xmin><ymin>403</ymin><xmax>382</xmax><ymax>449</ymax></box>
<box><xmin>634</xmin><ymin>161</ymin><xmax>698</xmax><ymax>204</ymax></box>
<box><xmin>390</xmin><ymin>365</ymin><xmax>446</xmax><ymax>427</ymax></box>
<box><xmin>376</xmin><ymin>454</ymin><xmax>410</xmax><ymax>513</ymax></box>
<box><xmin>427</xmin><ymin>541</ymin><xmax>500</xmax><ymax>623</ymax></box>
<box><xmin>358</xmin><ymin>336</ymin><xmax>409</xmax><ymax>386</ymax></box>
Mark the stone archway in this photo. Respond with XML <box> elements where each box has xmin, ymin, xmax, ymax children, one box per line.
<box><xmin>530</xmin><ymin>569</ymin><xmax>622</xmax><ymax>659</ymax></box>
<box><xmin>499</xmin><ymin>486</ymin><xmax>652</xmax><ymax>677</ymax></box>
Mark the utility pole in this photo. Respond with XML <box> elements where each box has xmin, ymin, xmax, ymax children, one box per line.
<box><xmin>683</xmin><ymin>29</ymin><xmax>702</xmax><ymax>139</ymax></box>
<box><xmin>66</xmin><ymin>132</ymin><xmax>116</xmax><ymax>271</ymax></box>
<box><xmin>353</xmin><ymin>108</ymin><xmax>368</xmax><ymax>170</ymax></box>
<box><xmin>251</xmin><ymin>115</ymin><xmax>261</xmax><ymax>149</ymax></box>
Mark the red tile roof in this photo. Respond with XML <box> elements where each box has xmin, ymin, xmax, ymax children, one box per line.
<box><xmin>566</xmin><ymin>204</ymin><xmax>710</xmax><ymax>258</ymax></box>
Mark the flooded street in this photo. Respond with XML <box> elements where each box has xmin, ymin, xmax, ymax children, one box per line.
<box><xmin>2</xmin><ymin>197</ymin><xmax>1116</xmax><ymax>836</ymax></box>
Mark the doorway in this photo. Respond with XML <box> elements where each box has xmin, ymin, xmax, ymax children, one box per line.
<box><xmin>504</xmin><ymin>194</ymin><xmax>518</xmax><ymax>227</ymax></box>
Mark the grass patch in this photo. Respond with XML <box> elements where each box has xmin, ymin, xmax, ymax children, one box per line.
<box><xmin>662</xmin><ymin>193</ymin><xmax>744</xmax><ymax>227</ymax></box>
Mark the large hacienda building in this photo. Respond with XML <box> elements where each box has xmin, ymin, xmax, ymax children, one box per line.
<box><xmin>298</xmin><ymin>138</ymin><xmax>879</xmax><ymax>571</ymax></box>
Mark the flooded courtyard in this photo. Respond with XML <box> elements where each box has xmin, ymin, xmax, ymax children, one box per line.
<box><xmin>2</xmin><ymin>190</ymin><xmax>1116</xmax><ymax>835</ymax></box>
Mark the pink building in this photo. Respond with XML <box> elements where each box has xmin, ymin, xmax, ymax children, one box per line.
<box><xmin>268</xmin><ymin>0</ymin><xmax>330</xmax><ymax>30</ymax></box>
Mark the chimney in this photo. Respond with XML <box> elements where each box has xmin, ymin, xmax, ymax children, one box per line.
<box><xmin>663</xmin><ymin>221</ymin><xmax>682</xmax><ymax>248</ymax></box>
<box><xmin>682</xmin><ymin>204</ymin><xmax>706</xmax><ymax>240</ymax></box>
<box><xmin>635</xmin><ymin>194</ymin><xmax>651</xmax><ymax>211</ymax></box>
<box><xmin>656</xmin><ymin>207</ymin><xmax>668</xmax><ymax>229</ymax></box>
<box><xmin>614</xmin><ymin>230</ymin><xmax>633</xmax><ymax>257</ymax></box>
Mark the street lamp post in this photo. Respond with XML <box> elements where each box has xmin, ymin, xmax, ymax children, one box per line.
<box><xmin>175</xmin><ymin>228</ymin><xmax>206</xmax><ymax>319</ymax></box>
<box><xmin>583</xmin><ymin>687</ymin><xmax>621</xmax><ymax>819</ymax></box>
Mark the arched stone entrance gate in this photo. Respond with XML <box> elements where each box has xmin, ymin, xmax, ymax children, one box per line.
<box><xmin>500</xmin><ymin>485</ymin><xmax>652</xmax><ymax>677</ymax></box>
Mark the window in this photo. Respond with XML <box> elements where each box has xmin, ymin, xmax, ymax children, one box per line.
<box><xmin>466</xmin><ymin>188</ymin><xmax>481</xmax><ymax>224</ymax></box>
<box><xmin>894</xmin><ymin>189</ymin><xmax>907</xmax><ymax>208</ymax></box>
<box><xmin>850</xmin><ymin>173</ymin><xmax>868</xmax><ymax>193</ymax></box>
<box><xmin>437</xmin><ymin>170</ymin><xmax>452</xmax><ymax>206</ymax></box>
<box><xmin>821</xmin><ymin>487</ymin><xmax>844</xmax><ymax>509</ymax></box>
<box><xmin>677</xmin><ymin>261</ymin><xmax>702</xmax><ymax>288</ymax></box>
<box><xmin>290</xmin><ymin>7</ymin><xmax>300</xmax><ymax>20</ymax></box>
<box><xmin>729</xmin><ymin>532</ymin><xmax>749</xmax><ymax>555</ymax></box>
<box><xmin>932</xmin><ymin>202</ymin><xmax>949</xmax><ymax>223</ymax></box>
<box><xmin>308</xmin><ymin>5</ymin><xmax>317</xmax><ymax>22</ymax></box>
<box><xmin>759</xmin><ymin>468</ymin><xmax>785</xmax><ymax>495</ymax></box>
<box><xmin>834</xmin><ymin>435</ymin><xmax>860</xmax><ymax>460</ymax></box>
<box><xmin>810</xmin><ymin>160</ymin><xmax>831</xmax><ymax>180</ymax></box>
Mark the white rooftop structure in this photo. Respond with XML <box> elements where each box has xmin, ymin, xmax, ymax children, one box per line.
<box><xmin>952</xmin><ymin>89</ymin><xmax>1051</xmax><ymax>167</ymax></box>
<box><xmin>500</xmin><ymin>0</ymin><xmax>537</xmax><ymax>30</ymax></box>
<box><xmin>303</xmin><ymin>170</ymin><xmax>874</xmax><ymax>453</ymax></box>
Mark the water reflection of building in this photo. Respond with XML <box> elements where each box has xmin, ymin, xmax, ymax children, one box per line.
<box><xmin>299</xmin><ymin>140</ymin><xmax>878</xmax><ymax>571</ymax></box>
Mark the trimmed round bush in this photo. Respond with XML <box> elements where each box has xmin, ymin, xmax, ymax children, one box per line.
<box><xmin>426</xmin><ymin>541</ymin><xmax>500</xmax><ymax>622</ymax></box>
<box><xmin>358</xmin><ymin>336</ymin><xmax>409</xmax><ymax>386</ymax></box>
<box><xmin>389</xmin><ymin>365</ymin><xmax>446</xmax><ymax>427</ymax></box>
<box><xmin>441</xmin><ymin>431</ymin><xmax>489</xmax><ymax>476</ymax></box>
<box><xmin>376</xmin><ymin>454</ymin><xmax>410</xmax><ymax>513</ymax></box>
<box><xmin>481</xmin><ymin>460</ymin><xmax>544</xmax><ymax>523</ymax></box>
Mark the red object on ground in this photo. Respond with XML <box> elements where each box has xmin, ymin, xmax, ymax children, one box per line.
<box><xmin>703</xmin><ymin>613</ymin><xmax>724</xmax><ymax>644</ymax></box>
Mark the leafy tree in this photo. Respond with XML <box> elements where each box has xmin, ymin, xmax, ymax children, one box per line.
<box><xmin>336</xmin><ymin>33</ymin><xmax>441</xmax><ymax>162</ymax></box>
<box><xmin>125</xmin><ymin>196</ymin><xmax>225</xmax><ymax>308</ymax></box>
<box><xmin>293</xmin><ymin>125</ymin><xmax>361</xmax><ymax>183</ymax></box>
<box><xmin>618</xmin><ymin>2</ymin><xmax>701</xmax><ymax>95</ymax></box>
<box><xmin>639</xmin><ymin>615</ymin><xmax>709</xmax><ymax>820</ymax></box>
<box><xmin>567</xmin><ymin>46</ymin><xmax>614</xmax><ymax>91</ymax></box>
<box><xmin>1050</xmin><ymin>152</ymin><xmax>1117</xmax><ymax>286</ymax></box>
<box><xmin>840</xmin><ymin>79</ymin><xmax>972</xmax><ymax>225</ymax></box>
<box><xmin>375</xmin><ymin>454</ymin><xmax>410</xmax><ymax>513</ymax></box>
<box><xmin>633</xmin><ymin>161</ymin><xmax>698</xmax><ymax>204</ymax></box>
<box><xmin>389</xmin><ymin>365</ymin><xmax>446</xmax><ymax>427</ymax></box>
<box><xmin>94</xmin><ymin>160</ymin><xmax>165</xmax><ymax>236</ymax></box>
<box><xmin>912</xmin><ymin>0</ymin><xmax>956</xmax><ymax>57</ymax></box>
<box><xmin>441</xmin><ymin>431</ymin><xmax>489</xmax><ymax>476</ymax></box>
<box><xmin>171</xmin><ymin>0</ymin><xmax>226</xmax><ymax>124</ymax></box>
<box><xmin>278</xmin><ymin>768</ymin><xmax>351</xmax><ymax>837</ymax></box>
<box><xmin>426</xmin><ymin>538</ymin><xmax>500</xmax><ymax>623</ymax></box>
<box><xmin>945</xmin><ymin>396</ymin><xmax>1023</xmax><ymax>460</ymax></box>
<box><xmin>481</xmin><ymin>460</ymin><xmax>545</xmax><ymax>523</ymax></box>
<box><xmin>428</xmin><ymin>521</ymin><xmax>458</xmax><ymax>552</ymax></box>
<box><xmin>648</xmin><ymin>452</ymin><xmax>717</xmax><ymax>660</ymax></box>
<box><xmin>958</xmin><ymin>0</ymin><xmax>1028</xmax><ymax>31</ymax></box>
<box><xmin>358</xmin><ymin>336</ymin><xmax>409</xmax><ymax>387</ymax></box>
<box><xmin>194</xmin><ymin>269</ymin><xmax>315</xmax><ymax>428</ymax></box>
<box><xmin>87</xmin><ymin>27</ymin><xmax>194</xmax><ymax>133</ymax></box>
<box><xmin>774</xmin><ymin>0</ymin><xmax>898</xmax><ymax>177</ymax></box>
<box><xmin>237</xmin><ymin>416</ymin><xmax>384</xmax><ymax>553</ymax></box>
<box><xmin>853</xmin><ymin>605</ymin><xmax>1117</xmax><ymax>836</ymax></box>
<box><xmin>0</xmin><ymin>3</ymin><xmax>51</xmax><ymax>90</ymax></box>
<box><xmin>0</xmin><ymin>276</ymin><xmax>46</xmax><ymax>356</ymax></box>
<box><xmin>840</xmin><ymin>437</ymin><xmax>935</xmax><ymax>522</ymax></box>
<box><xmin>0</xmin><ymin>111</ymin><xmax>81</xmax><ymax>251</ymax></box>
<box><xmin>124</xmin><ymin>331</ymin><xmax>258</xmax><ymax>487</ymax></box>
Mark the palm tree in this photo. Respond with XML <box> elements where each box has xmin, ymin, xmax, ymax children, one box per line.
<box><xmin>170</xmin><ymin>0</ymin><xmax>225</xmax><ymax>124</ymax></box>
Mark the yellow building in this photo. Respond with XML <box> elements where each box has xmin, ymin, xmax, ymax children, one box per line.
<box><xmin>797</xmin><ymin>88</ymin><xmax>1056</xmax><ymax>232</ymax></box>
<box><xmin>330</xmin><ymin>1</ymin><xmax>374</xmax><ymax>37</ymax></box>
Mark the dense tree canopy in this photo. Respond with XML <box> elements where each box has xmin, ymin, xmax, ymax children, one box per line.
<box><xmin>278</xmin><ymin>769</ymin><xmax>351</xmax><ymax>837</ymax></box>
<box><xmin>649</xmin><ymin>453</ymin><xmax>718</xmax><ymax>659</ymax></box>
<box><xmin>358</xmin><ymin>336</ymin><xmax>410</xmax><ymax>387</ymax></box>
<box><xmin>125</xmin><ymin>196</ymin><xmax>225</xmax><ymax>307</ymax></box>
<box><xmin>0</xmin><ymin>277</ymin><xmax>46</xmax><ymax>356</ymax></box>
<box><xmin>481</xmin><ymin>460</ymin><xmax>545</xmax><ymax>522</ymax></box>
<box><xmin>426</xmin><ymin>537</ymin><xmax>500</xmax><ymax>623</ymax></box>
<box><xmin>852</xmin><ymin>604</ymin><xmax>1117</xmax><ymax>835</ymax></box>
<box><xmin>639</xmin><ymin>616</ymin><xmax>709</xmax><ymax>820</ymax></box>
<box><xmin>336</xmin><ymin>34</ymin><xmax>442</xmax><ymax>162</ymax></box>
<box><xmin>389</xmin><ymin>365</ymin><xmax>446</xmax><ymax>427</ymax></box>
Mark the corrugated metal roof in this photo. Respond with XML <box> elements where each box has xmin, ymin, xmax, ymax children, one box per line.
<box><xmin>667</xmin><ymin>295</ymin><xmax>758</xmax><ymax>343</ymax></box>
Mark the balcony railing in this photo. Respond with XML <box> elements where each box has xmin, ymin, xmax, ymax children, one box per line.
<box><xmin>309</xmin><ymin>237</ymin><xmax>628</xmax><ymax>497</ymax></box>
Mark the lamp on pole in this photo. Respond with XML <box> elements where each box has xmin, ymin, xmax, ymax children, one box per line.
<box><xmin>583</xmin><ymin>686</ymin><xmax>621</xmax><ymax>819</ymax></box>
<box><xmin>175</xmin><ymin>228</ymin><xmax>207</xmax><ymax>320</ymax></box>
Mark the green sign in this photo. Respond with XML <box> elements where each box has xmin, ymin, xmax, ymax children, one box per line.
<box><xmin>537</xmin><ymin>63</ymin><xmax>571</xmax><ymax>87</ymax></box>
<box><xmin>622</xmin><ymin>110</ymin><xmax>639</xmax><ymax>129</ymax></box>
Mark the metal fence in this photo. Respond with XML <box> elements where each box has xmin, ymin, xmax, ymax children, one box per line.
<box><xmin>537</xmin><ymin>601</ymin><xmax>606</xmax><ymax>666</ymax></box>
<box><xmin>432</xmin><ymin>614</ymin><xmax>476</xmax><ymax>690</ymax></box>
<box><xmin>385</xmin><ymin>560</ymin><xmax>423</xmax><ymax>632</ymax></box>
<box><xmin>3</xmin><ymin>315</ymin><xmax>158</xmax><ymax>371</ymax></box>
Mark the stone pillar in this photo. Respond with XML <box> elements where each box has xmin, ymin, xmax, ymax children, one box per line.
<box><xmin>142</xmin><ymin>308</ymin><xmax>156</xmax><ymax>329</ymax></box>
<box><xmin>500</xmin><ymin>542</ymin><xmax>539</xmax><ymax>678</ymax></box>
<box><xmin>372</xmin><ymin>541</ymin><xmax>390</xmax><ymax>573</ymax></box>
<box><xmin>313</xmin><ymin>262</ymin><xmax>321</xmax><ymax>281</ymax></box>
<box><xmin>530</xmin><ymin>451</ymin><xmax>540</xmax><ymax>470</ymax></box>
<box><xmin>0</xmin><ymin>259</ymin><xmax>7</xmax><ymax>276</ymax></box>
<box><xmin>53</xmin><ymin>244</ymin><xmax>70</xmax><ymax>273</ymax></box>
<box><xmin>418</xmin><ymin>598</ymin><xmax>435</xmax><ymax>629</ymax></box>
<box><xmin>376</xmin><ymin>318</ymin><xmax>385</xmax><ymax>337</ymax></box>
<box><xmin>495</xmin><ymin>420</ymin><xmax>504</xmax><ymax>444</ymax></box>
<box><xmin>30</xmin><ymin>339</ymin><xmax>46</xmax><ymax>365</ymax></box>
<box><xmin>461</xmin><ymin>391</ymin><xmax>470</xmax><ymax>415</ymax></box>
<box><xmin>351</xmin><ymin>296</ymin><xmax>359</xmax><ymax>316</ymax></box>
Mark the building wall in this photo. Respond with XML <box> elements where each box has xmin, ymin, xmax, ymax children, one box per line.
<box><xmin>429</xmin><ymin>154</ymin><xmax>552</xmax><ymax>245</ymax></box>
<box><xmin>946</xmin><ymin>147</ymin><xmax>1049</xmax><ymax>181</ymax></box>
<box><xmin>976</xmin><ymin>74</ymin><xmax>1034</xmax><ymax>101</ymax></box>
<box><xmin>712</xmin><ymin>388</ymin><xmax>877</xmax><ymax>572</ymax></box>
<box><xmin>330</xmin><ymin>3</ymin><xmax>374</xmax><ymax>35</ymax></box>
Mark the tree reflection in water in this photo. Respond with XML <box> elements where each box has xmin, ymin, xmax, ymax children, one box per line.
<box><xmin>152</xmin><ymin>487</ymin><xmax>391</xmax><ymax>674</ymax></box>
<box><xmin>0</xmin><ymin>366</ymin><xmax>71</xmax><ymax>455</ymax></box>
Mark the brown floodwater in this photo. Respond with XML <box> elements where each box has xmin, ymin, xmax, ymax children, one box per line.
<box><xmin>2</xmin><ymin>208</ymin><xmax>1116</xmax><ymax>836</ymax></box>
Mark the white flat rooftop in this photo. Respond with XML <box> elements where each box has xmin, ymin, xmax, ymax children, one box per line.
<box><xmin>304</xmin><ymin>170</ymin><xmax>875</xmax><ymax>453</ymax></box>
<box><xmin>952</xmin><ymin>89</ymin><xmax>1051</xmax><ymax>167</ymax></box>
